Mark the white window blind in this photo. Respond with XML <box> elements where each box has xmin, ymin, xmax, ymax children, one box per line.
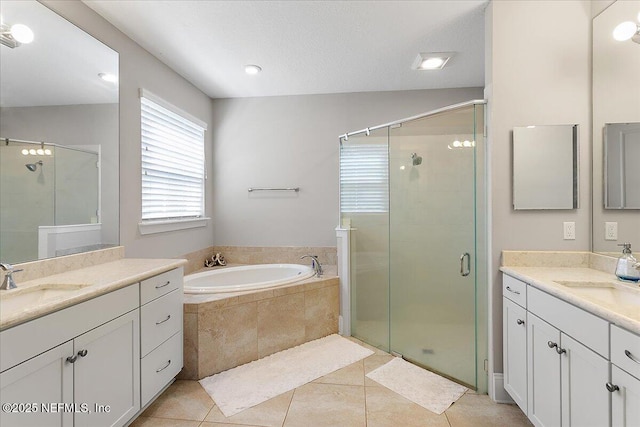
<box><xmin>141</xmin><ymin>92</ymin><xmax>206</xmax><ymax>221</ymax></box>
<box><xmin>340</xmin><ymin>143</ymin><xmax>388</xmax><ymax>213</ymax></box>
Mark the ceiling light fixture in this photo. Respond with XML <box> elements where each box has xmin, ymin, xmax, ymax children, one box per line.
<box><xmin>412</xmin><ymin>52</ymin><xmax>454</xmax><ymax>71</ymax></box>
<box><xmin>244</xmin><ymin>64</ymin><xmax>262</xmax><ymax>75</ymax></box>
<box><xmin>613</xmin><ymin>18</ymin><xmax>640</xmax><ymax>44</ymax></box>
<box><xmin>0</xmin><ymin>23</ymin><xmax>34</xmax><ymax>48</ymax></box>
<box><xmin>98</xmin><ymin>73</ymin><xmax>118</xmax><ymax>84</ymax></box>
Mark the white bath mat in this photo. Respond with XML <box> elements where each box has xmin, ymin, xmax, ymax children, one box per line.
<box><xmin>199</xmin><ymin>334</ymin><xmax>374</xmax><ymax>417</ymax></box>
<box><xmin>366</xmin><ymin>357</ymin><xmax>468</xmax><ymax>415</ymax></box>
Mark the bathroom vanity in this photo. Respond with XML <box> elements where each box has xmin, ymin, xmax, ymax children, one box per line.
<box><xmin>0</xmin><ymin>258</ymin><xmax>185</xmax><ymax>427</ymax></box>
<box><xmin>501</xmin><ymin>263</ymin><xmax>640</xmax><ymax>427</ymax></box>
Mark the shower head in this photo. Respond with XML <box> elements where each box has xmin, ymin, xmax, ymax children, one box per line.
<box><xmin>411</xmin><ymin>153</ymin><xmax>422</xmax><ymax>166</ymax></box>
<box><xmin>25</xmin><ymin>160</ymin><xmax>43</xmax><ymax>172</ymax></box>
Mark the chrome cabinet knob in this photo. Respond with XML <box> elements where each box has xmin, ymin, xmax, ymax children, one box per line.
<box><xmin>78</xmin><ymin>349</ymin><xmax>88</xmax><ymax>357</ymax></box>
<box><xmin>516</xmin><ymin>319</ymin><xmax>525</xmax><ymax>325</ymax></box>
<box><xmin>606</xmin><ymin>382</ymin><xmax>619</xmax><ymax>392</ymax></box>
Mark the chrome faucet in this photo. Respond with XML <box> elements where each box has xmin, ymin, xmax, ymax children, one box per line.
<box><xmin>300</xmin><ymin>255</ymin><xmax>323</xmax><ymax>277</ymax></box>
<box><xmin>0</xmin><ymin>263</ymin><xmax>22</xmax><ymax>290</ymax></box>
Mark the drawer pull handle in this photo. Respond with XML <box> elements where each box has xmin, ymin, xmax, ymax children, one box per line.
<box><xmin>516</xmin><ymin>319</ymin><xmax>525</xmax><ymax>325</ymax></box>
<box><xmin>156</xmin><ymin>314</ymin><xmax>171</xmax><ymax>325</ymax></box>
<box><xmin>66</xmin><ymin>355</ymin><xmax>78</xmax><ymax>364</ymax></box>
<box><xmin>156</xmin><ymin>360</ymin><xmax>171</xmax><ymax>373</ymax></box>
<box><xmin>78</xmin><ymin>349</ymin><xmax>88</xmax><ymax>358</ymax></box>
<box><xmin>506</xmin><ymin>286</ymin><xmax>521</xmax><ymax>295</ymax></box>
<box><xmin>625</xmin><ymin>350</ymin><xmax>640</xmax><ymax>364</ymax></box>
<box><xmin>606</xmin><ymin>382</ymin><xmax>619</xmax><ymax>392</ymax></box>
<box><xmin>155</xmin><ymin>281</ymin><xmax>171</xmax><ymax>289</ymax></box>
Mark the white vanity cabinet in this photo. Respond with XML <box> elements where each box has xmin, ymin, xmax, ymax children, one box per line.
<box><xmin>502</xmin><ymin>273</ymin><xmax>613</xmax><ymax>427</ymax></box>
<box><xmin>609</xmin><ymin>325</ymin><xmax>640</xmax><ymax>427</ymax></box>
<box><xmin>139</xmin><ymin>268</ymin><xmax>183</xmax><ymax>407</ymax></box>
<box><xmin>0</xmin><ymin>266</ymin><xmax>184</xmax><ymax>427</ymax></box>
<box><xmin>0</xmin><ymin>284</ymin><xmax>140</xmax><ymax>427</ymax></box>
<box><xmin>502</xmin><ymin>275</ymin><xmax>528</xmax><ymax>413</ymax></box>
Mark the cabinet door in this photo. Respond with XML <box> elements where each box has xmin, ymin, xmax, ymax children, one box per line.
<box><xmin>560</xmin><ymin>333</ymin><xmax>610</xmax><ymax>427</ymax></box>
<box><xmin>503</xmin><ymin>297</ymin><xmax>528</xmax><ymax>413</ymax></box>
<box><xmin>0</xmin><ymin>341</ymin><xmax>73</xmax><ymax>427</ymax></box>
<box><xmin>611</xmin><ymin>365</ymin><xmax>640</xmax><ymax>427</ymax></box>
<box><xmin>527</xmin><ymin>312</ymin><xmax>561</xmax><ymax>427</ymax></box>
<box><xmin>73</xmin><ymin>309</ymin><xmax>140</xmax><ymax>427</ymax></box>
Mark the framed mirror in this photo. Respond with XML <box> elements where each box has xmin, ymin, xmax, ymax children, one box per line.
<box><xmin>604</xmin><ymin>122</ymin><xmax>640</xmax><ymax>209</ymax></box>
<box><xmin>0</xmin><ymin>0</ymin><xmax>119</xmax><ymax>263</ymax></box>
<box><xmin>592</xmin><ymin>0</ymin><xmax>640</xmax><ymax>255</ymax></box>
<box><xmin>512</xmin><ymin>124</ymin><xmax>578</xmax><ymax>210</ymax></box>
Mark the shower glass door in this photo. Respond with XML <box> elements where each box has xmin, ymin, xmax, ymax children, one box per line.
<box><xmin>388</xmin><ymin>106</ymin><xmax>479</xmax><ymax>388</ymax></box>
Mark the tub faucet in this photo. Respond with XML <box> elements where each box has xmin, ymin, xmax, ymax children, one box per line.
<box><xmin>301</xmin><ymin>255</ymin><xmax>323</xmax><ymax>277</ymax></box>
<box><xmin>0</xmin><ymin>263</ymin><xmax>22</xmax><ymax>290</ymax></box>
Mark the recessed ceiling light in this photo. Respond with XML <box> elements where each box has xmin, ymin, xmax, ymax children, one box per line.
<box><xmin>98</xmin><ymin>73</ymin><xmax>118</xmax><ymax>84</ymax></box>
<box><xmin>412</xmin><ymin>52</ymin><xmax>454</xmax><ymax>71</ymax></box>
<box><xmin>244</xmin><ymin>64</ymin><xmax>262</xmax><ymax>75</ymax></box>
<box><xmin>613</xmin><ymin>21</ymin><xmax>640</xmax><ymax>43</ymax></box>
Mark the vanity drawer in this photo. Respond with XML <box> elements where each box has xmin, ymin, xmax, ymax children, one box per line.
<box><xmin>141</xmin><ymin>289</ymin><xmax>183</xmax><ymax>357</ymax></box>
<box><xmin>528</xmin><ymin>286</ymin><xmax>609</xmax><ymax>358</ymax></box>
<box><xmin>141</xmin><ymin>331</ymin><xmax>182</xmax><ymax>406</ymax></box>
<box><xmin>141</xmin><ymin>268</ymin><xmax>183</xmax><ymax>304</ymax></box>
<box><xmin>611</xmin><ymin>325</ymin><xmax>640</xmax><ymax>379</ymax></box>
<box><xmin>503</xmin><ymin>274</ymin><xmax>527</xmax><ymax>307</ymax></box>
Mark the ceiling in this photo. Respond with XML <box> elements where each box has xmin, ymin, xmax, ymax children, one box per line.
<box><xmin>0</xmin><ymin>0</ymin><xmax>118</xmax><ymax>107</ymax></box>
<box><xmin>83</xmin><ymin>0</ymin><xmax>488</xmax><ymax>99</ymax></box>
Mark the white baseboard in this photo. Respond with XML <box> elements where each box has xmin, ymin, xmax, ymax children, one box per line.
<box><xmin>491</xmin><ymin>373</ymin><xmax>515</xmax><ymax>403</ymax></box>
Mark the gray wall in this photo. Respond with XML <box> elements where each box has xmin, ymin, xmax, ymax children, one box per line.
<box><xmin>485</xmin><ymin>0</ymin><xmax>591</xmax><ymax>375</ymax></box>
<box><xmin>43</xmin><ymin>0</ymin><xmax>215</xmax><ymax>259</ymax></box>
<box><xmin>211</xmin><ymin>88</ymin><xmax>484</xmax><ymax>246</ymax></box>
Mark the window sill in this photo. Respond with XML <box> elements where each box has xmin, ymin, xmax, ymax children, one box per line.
<box><xmin>138</xmin><ymin>217</ymin><xmax>210</xmax><ymax>235</ymax></box>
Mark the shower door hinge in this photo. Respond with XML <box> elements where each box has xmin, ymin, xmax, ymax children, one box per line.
<box><xmin>484</xmin><ymin>359</ymin><xmax>488</xmax><ymax>372</ymax></box>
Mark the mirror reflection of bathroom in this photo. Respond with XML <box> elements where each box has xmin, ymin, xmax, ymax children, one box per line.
<box><xmin>604</xmin><ymin>122</ymin><xmax>640</xmax><ymax>209</ymax></box>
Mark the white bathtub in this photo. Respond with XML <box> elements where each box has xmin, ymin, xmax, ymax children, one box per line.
<box><xmin>183</xmin><ymin>264</ymin><xmax>315</xmax><ymax>294</ymax></box>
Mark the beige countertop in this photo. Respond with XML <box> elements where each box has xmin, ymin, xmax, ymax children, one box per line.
<box><xmin>0</xmin><ymin>258</ymin><xmax>186</xmax><ymax>331</ymax></box>
<box><xmin>500</xmin><ymin>266</ymin><xmax>640</xmax><ymax>334</ymax></box>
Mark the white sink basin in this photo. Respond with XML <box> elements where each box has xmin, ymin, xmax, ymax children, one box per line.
<box><xmin>0</xmin><ymin>283</ymin><xmax>91</xmax><ymax>313</ymax></box>
<box><xmin>554</xmin><ymin>280</ymin><xmax>640</xmax><ymax>307</ymax></box>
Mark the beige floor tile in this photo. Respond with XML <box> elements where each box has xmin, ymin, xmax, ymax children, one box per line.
<box><xmin>365</xmin><ymin>385</ymin><xmax>450</xmax><ymax>427</ymax></box>
<box><xmin>200</xmin><ymin>422</ymin><xmax>267</xmax><ymax>427</ymax></box>
<box><xmin>130</xmin><ymin>416</ymin><xmax>200</xmax><ymax>426</ymax></box>
<box><xmin>363</xmin><ymin>354</ymin><xmax>395</xmax><ymax>374</ymax></box>
<box><xmin>204</xmin><ymin>390</ymin><xmax>293</xmax><ymax>427</ymax></box>
<box><xmin>313</xmin><ymin>360</ymin><xmax>364</xmax><ymax>386</ymax></box>
<box><xmin>141</xmin><ymin>380</ymin><xmax>215</xmax><ymax>421</ymax></box>
<box><xmin>198</xmin><ymin>421</ymin><xmax>268</xmax><ymax>427</ymax></box>
<box><xmin>445</xmin><ymin>393</ymin><xmax>532</xmax><ymax>427</ymax></box>
<box><xmin>284</xmin><ymin>383</ymin><xmax>366</xmax><ymax>427</ymax></box>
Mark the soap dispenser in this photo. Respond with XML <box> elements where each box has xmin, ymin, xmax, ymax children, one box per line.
<box><xmin>615</xmin><ymin>243</ymin><xmax>640</xmax><ymax>282</ymax></box>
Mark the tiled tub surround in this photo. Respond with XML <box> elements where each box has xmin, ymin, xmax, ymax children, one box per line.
<box><xmin>180</xmin><ymin>246</ymin><xmax>337</xmax><ymax>275</ymax></box>
<box><xmin>500</xmin><ymin>251</ymin><xmax>639</xmax><ymax>333</ymax></box>
<box><xmin>180</xmin><ymin>266</ymin><xmax>339</xmax><ymax>380</ymax></box>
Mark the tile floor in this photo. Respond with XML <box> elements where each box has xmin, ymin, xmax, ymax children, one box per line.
<box><xmin>132</xmin><ymin>339</ymin><xmax>532</xmax><ymax>427</ymax></box>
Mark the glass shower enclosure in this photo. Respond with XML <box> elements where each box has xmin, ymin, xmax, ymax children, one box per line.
<box><xmin>340</xmin><ymin>100</ymin><xmax>487</xmax><ymax>392</ymax></box>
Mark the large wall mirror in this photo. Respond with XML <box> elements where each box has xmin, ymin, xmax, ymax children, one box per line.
<box><xmin>0</xmin><ymin>0</ymin><xmax>119</xmax><ymax>264</ymax></box>
<box><xmin>592</xmin><ymin>0</ymin><xmax>640</xmax><ymax>255</ymax></box>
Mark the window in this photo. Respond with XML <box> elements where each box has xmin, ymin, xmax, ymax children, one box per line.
<box><xmin>139</xmin><ymin>89</ymin><xmax>208</xmax><ymax>232</ymax></box>
<box><xmin>339</xmin><ymin>143</ymin><xmax>388</xmax><ymax>213</ymax></box>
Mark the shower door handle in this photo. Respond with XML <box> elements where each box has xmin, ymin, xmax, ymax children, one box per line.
<box><xmin>460</xmin><ymin>253</ymin><xmax>471</xmax><ymax>277</ymax></box>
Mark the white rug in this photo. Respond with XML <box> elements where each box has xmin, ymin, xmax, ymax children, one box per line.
<box><xmin>199</xmin><ymin>334</ymin><xmax>374</xmax><ymax>417</ymax></box>
<box><xmin>366</xmin><ymin>357</ymin><xmax>468</xmax><ymax>415</ymax></box>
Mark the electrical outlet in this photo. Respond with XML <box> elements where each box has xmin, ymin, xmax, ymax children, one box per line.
<box><xmin>563</xmin><ymin>222</ymin><xmax>576</xmax><ymax>240</ymax></box>
<box><xmin>605</xmin><ymin>222</ymin><xmax>618</xmax><ymax>240</ymax></box>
